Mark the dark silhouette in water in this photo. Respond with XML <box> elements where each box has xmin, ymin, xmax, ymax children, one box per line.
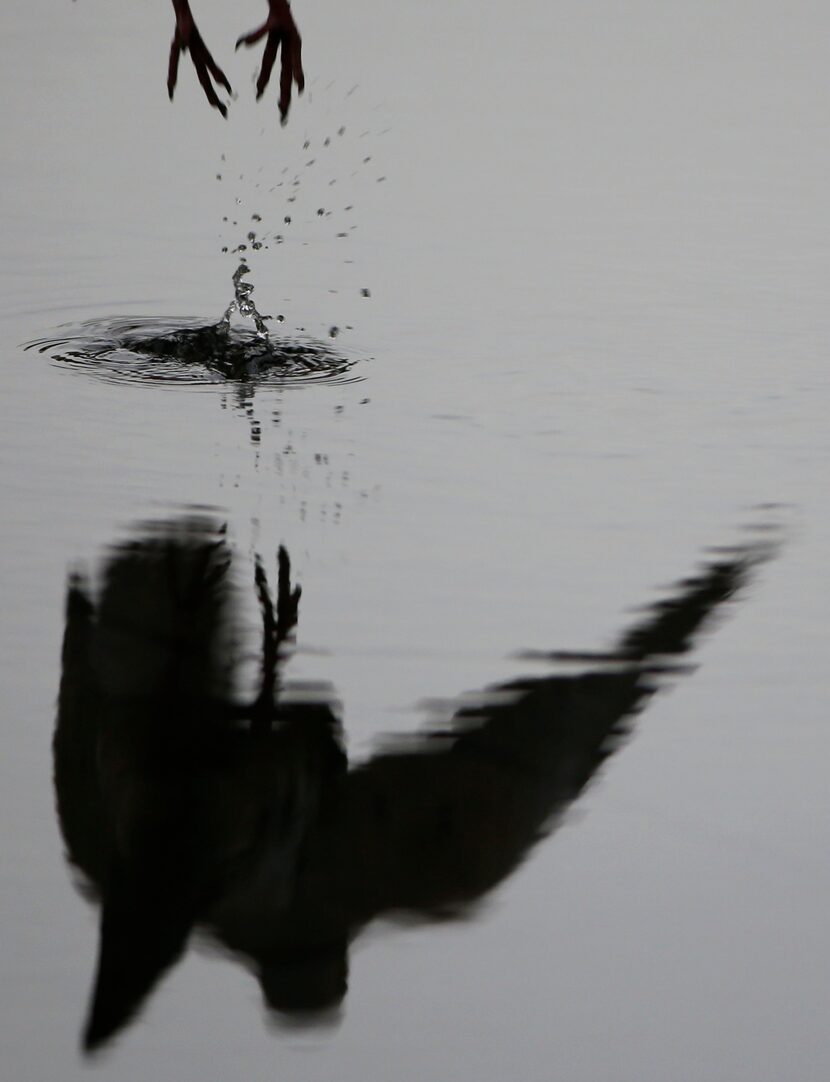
<box><xmin>167</xmin><ymin>0</ymin><xmax>304</xmax><ymax>119</ymax></box>
<box><xmin>54</xmin><ymin>518</ymin><xmax>772</xmax><ymax>1052</ymax></box>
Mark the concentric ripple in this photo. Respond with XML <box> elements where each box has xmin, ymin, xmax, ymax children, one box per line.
<box><xmin>25</xmin><ymin>316</ymin><xmax>362</xmax><ymax>388</ymax></box>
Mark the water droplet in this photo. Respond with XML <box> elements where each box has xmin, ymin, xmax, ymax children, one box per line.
<box><xmin>216</xmin><ymin>173</ymin><xmax>222</xmax><ymax>181</ymax></box>
<box><xmin>221</xmin><ymin>246</ymin><xmax>228</xmax><ymax>253</ymax></box>
<box><xmin>276</xmin><ymin>315</ymin><xmax>285</xmax><ymax>323</ymax></box>
<box><xmin>235</xmin><ymin>198</ymin><xmax>242</xmax><ymax>205</ymax></box>
<box><xmin>329</xmin><ymin>326</ymin><xmax>340</xmax><ymax>338</ymax></box>
<box><xmin>222</xmin><ymin>216</ymin><xmax>228</xmax><ymax>222</ymax></box>
<box><xmin>317</xmin><ymin>208</ymin><xmax>325</xmax><ymax>216</ymax></box>
<box><xmin>338</xmin><ymin>126</ymin><xmax>346</xmax><ymax>136</ymax></box>
<box><xmin>361</xmin><ymin>288</ymin><xmax>371</xmax><ymax>298</ymax></box>
<box><xmin>324</xmin><ymin>137</ymin><xmax>331</xmax><ymax>146</ymax></box>
<box><xmin>303</xmin><ymin>140</ymin><xmax>310</xmax><ymax>149</ymax></box>
<box><xmin>247</xmin><ymin>231</ymin><xmax>256</xmax><ymax>242</ymax></box>
<box><xmin>251</xmin><ymin>213</ymin><xmax>262</xmax><ymax>222</ymax></box>
<box><xmin>252</xmin><ymin>242</ymin><xmax>262</xmax><ymax>250</ymax></box>
<box><xmin>218</xmin><ymin>261</ymin><xmax>271</xmax><ymax>340</ymax></box>
<box><xmin>363</xmin><ymin>156</ymin><xmax>372</xmax><ymax>164</ymax></box>
<box><xmin>284</xmin><ymin>216</ymin><xmax>292</xmax><ymax>224</ymax></box>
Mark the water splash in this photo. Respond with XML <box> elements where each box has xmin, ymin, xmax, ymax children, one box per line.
<box><xmin>219</xmin><ymin>262</ymin><xmax>270</xmax><ymax>340</ymax></box>
<box><xmin>25</xmin><ymin>317</ymin><xmax>361</xmax><ymax>387</ymax></box>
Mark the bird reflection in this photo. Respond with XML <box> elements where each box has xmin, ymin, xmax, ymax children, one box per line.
<box><xmin>54</xmin><ymin>518</ymin><xmax>772</xmax><ymax>1052</ymax></box>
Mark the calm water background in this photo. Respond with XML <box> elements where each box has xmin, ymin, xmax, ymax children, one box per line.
<box><xmin>2</xmin><ymin>1</ymin><xmax>829</xmax><ymax>1078</ymax></box>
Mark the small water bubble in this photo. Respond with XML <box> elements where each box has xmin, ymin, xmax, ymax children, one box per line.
<box><xmin>329</xmin><ymin>326</ymin><xmax>340</xmax><ymax>339</ymax></box>
<box><xmin>221</xmin><ymin>154</ymin><xmax>226</xmax><ymax>161</ymax></box>
<box><xmin>251</xmin><ymin>213</ymin><xmax>262</xmax><ymax>222</ymax></box>
<box><xmin>306</xmin><ymin>159</ymin><xmax>316</xmax><ymax>167</ymax></box>
<box><xmin>247</xmin><ymin>231</ymin><xmax>256</xmax><ymax>242</ymax></box>
<box><xmin>221</xmin><ymin>246</ymin><xmax>229</xmax><ymax>253</ymax></box>
<box><xmin>317</xmin><ymin>208</ymin><xmax>325</xmax><ymax>216</ymax></box>
<box><xmin>253</xmin><ymin>242</ymin><xmax>263</xmax><ymax>250</ymax></box>
<box><xmin>303</xmin><ymin>140</ymin><xmax>310</xmax><ymax>149</ymax></box>
<box><xmin>344</xmin><ymin>205</ymin><xmax>353</xmax><ymax>211</ymax></box>
<box><xmin>377</xmin><ymin>176</ymin><xmax>386</xmax><ymax>182</ymax></box>
<box><xmin>216</xmin><ymin>173</ymin><xmax>222</xmax><ymax>181</ymax></box>
<box><xmin>363</xmin><ymin>156</ymin><xmax>372</xmax><ymax>164</ymax></box>
<box><xmin>338</xmin><ymin>126</ymin><xmax>346</xmax><ymax>136</ymax></box>
<box><xmin>324</xmin><ymin>137</ymin><xmax>331</xmax><ymax>147</ymax></box>
<box><xmin>235</xmin><ymin>198</ymin><xmax>242</xmax><ymax>205</ymax></box>
<box><xmin>276</xmin><ymin>315</ymin><xmax>285</xmax><ymax>323</ymax></box>
<box><xmin>284</xmin><ymin>216</ymin><xmax>292</xmax><ymax>224</ymax></box>
<box><xmin>361</xmin><ymin>288</ymin><xmax>371</xmax><ymax>298</ymax></box>
<box><xmin>336</xmin><ymin>233</ymin><xmax>348</xmax><ymax>238</ymax></box>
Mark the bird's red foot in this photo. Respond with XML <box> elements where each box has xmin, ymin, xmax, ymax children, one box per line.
<box><xmin>236</xmin><ymin>0</ymin><xmax>304</xmax><ymax>123</ymax></box>
<box><xmin>168</xmin><ymin>0</ymin><xmax>232</xmax><ymax>117</ymax></box>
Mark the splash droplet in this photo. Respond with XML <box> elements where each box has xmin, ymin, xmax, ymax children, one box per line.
<box><xmin>218</xmin><ymin>262</ymin><xmax>271</xmax><ymax>340</ymax></box>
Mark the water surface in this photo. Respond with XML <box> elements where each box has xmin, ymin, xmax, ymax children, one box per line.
<box><xmin>2</xmin><ymin>2</ymin><xmax>829</xmax><ymax>1080</ymax></box>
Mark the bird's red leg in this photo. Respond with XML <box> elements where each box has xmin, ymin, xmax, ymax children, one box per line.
<box><xmin>168</xmin><ymin>0</ymin><xmax>232</xmax><ymax>117</ymax></box>
<box><xmin>236</xmin><ymin>1</ymin><xmax>304</xmax><ymax>122</ymax></box>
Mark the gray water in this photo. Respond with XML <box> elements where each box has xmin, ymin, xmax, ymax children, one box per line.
<box><xmin>2</xmin><ymin>1</ymin><xmax>829</xmax><ymax>1079</ymax></box>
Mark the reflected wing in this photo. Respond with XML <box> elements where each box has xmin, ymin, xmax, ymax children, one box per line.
<box><xmin>54</xmin><ymin>574</ymin><xmax>110</xmax><ymax>888</ymax></box>
<box><xmin>340</xmin><ymin>544</ymin><xmax>768</xmax><ymax>920</ymax></box>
